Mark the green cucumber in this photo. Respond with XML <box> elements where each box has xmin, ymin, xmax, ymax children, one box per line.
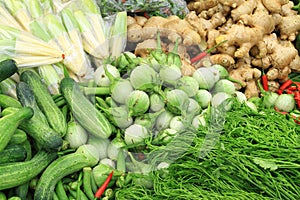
<box><xmin>0</xmin><ymin>107</ymin><xmax>33</xmax><ymax>152</ymax></box>
<box><xmin>1</xmin><ymin>107</ymin><xmax>20</xmax><ymax>116</ymax></box>
<box><xmin>0</xmin><ymin>150</ymin><xmax>57</xmax><ymax>190</ymax></box>
<box><xmin>0</xmin><ymin>59</ymin><xmax>18</xmax><ymax>83</ymax></box>
<box><xmin>0</xmin><ymin>192</ymin><xmax>6</xmax><ymax>200</ymax></box>
<box><xmin>60</xmin><ymin>78</ymin><xmax>112</xmax><ymax>139</ymax></box>
<box><xmin>34</xmin><ymin>145</ymin><xmax>99</xmax><ymax>200</ymax></box>
<box><xmin>8</xmin><ymin>129</ymin><xmax>27</xmax><ymax>145</ymax></box>
<box><xmin>20</xmin><ymin>70</ymin><xmax>67</xmax><ymax>136</ymax></box>
<box><xmin>0</xmin><ymin>94</ymin><xmax>22</xmax><ymax>108</ymax></box>
<box><xmin>16</xmin><ymin>82</ymin><xmax>63</xmax><ymax>152</ymax></box>
<box><xmin>0</xmin><ymin>144</ymin><xmax>27</xmax><ymax>164</ymax></box>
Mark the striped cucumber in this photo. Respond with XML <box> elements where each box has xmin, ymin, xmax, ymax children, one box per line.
<box><xmin>0</xmin><ymin>144</ymin><xmax>27</xmax><ymax>164</ymax></box>
<box><xmin>34</xmin><ymin>145</ymin><xmax>99</xmax><ymax>200</ymax></box>
<box><xmin>0</xmin><ymin>107</ymin><xmax>33</xmax><ymax>152</ymax></box>
<box><xmin>20</xmin><ymin>70</ymin><xmax>67</xmax><ymax>136</ymax></box>
<box><xmin>8</xmin><ymin>129</ymin><xmax>27</xmax><ymax>145</ymax></box>
<box><xmin>0</xmin><ymin>150</ymin><xmax>57</xmax><ymax>190</ymax></box>
<box><xmin>0</xmin><ymin>59</ymin><xmax>18</xmax><ymax>83</ymax></box>
<box><xmin>0</xmin><ymin>94</ymin><xmax>22</xmax><ymax>108</ymax></box>
<box><xmin>60</xmin><ymin>78</ymin><xmax>112</xmax><ymax>138</ymax></box>
<box><xmin>16</xmin><ymin>82</ymin><xmax>63</xmax><ymax>152</ymax></box>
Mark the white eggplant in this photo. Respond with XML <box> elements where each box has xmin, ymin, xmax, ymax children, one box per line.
<box><xmin>124</xmin><ymin>124</ymin><xmax>150</xmax><ymax>145</ymax></box>
<box><xmin>176</xmin><ymin>76</ymin><xmax>199</xmax><ymax>97</ymax></box>
<box><xmin>126</xmin><ymin>90</ymin><xmax>150</xmax><ymax>117</ymax></box>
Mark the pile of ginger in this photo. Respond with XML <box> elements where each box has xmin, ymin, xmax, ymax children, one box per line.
<box><xmin>127</xmin><ymin>0</ymin><xmax>300</xmax><ymax>98</ymax></box>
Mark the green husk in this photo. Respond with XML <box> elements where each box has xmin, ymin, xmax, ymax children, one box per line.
<box><xmin>110</xmin><ymin>11</ymin><xmax>127</xmax><ymax>59</ymax></box>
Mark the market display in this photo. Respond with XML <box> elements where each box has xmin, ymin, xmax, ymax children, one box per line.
<box><xmin>0</xmin><ymin>0</ymin><xmax>300</xmax><ymax>200</ymax></box>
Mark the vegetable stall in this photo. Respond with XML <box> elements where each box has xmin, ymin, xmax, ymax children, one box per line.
<box><xmin>0</xmin><ymin>0</ymin><xmax>300</xmax><ymax>200</ymax></box>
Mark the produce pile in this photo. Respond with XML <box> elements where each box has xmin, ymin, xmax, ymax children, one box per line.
<box><xmin>0</xmin><ymin>0</ymin><xmax>300</xmax><ymax>200</ymax></box>
<box><xmin>127</xmin><ymin>0</ymin><xmax>300</xmax><ymax>98</ymax></box>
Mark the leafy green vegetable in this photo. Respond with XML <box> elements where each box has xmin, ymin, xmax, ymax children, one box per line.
<box><xmin>115</xmin><ymin>102</ymin><xmax>300</xmax><ymax>200</ymax></box>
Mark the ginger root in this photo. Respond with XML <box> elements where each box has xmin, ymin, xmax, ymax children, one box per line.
<box><xmin>187</xmin><ymin>0</ymin><xmax>219</xmax><ymax>14</ymax></box>
<box><xmin>251</xmin><ymin>34</ymin><xmax>299</xmax><ymax>80</ymax></box>
<box><xmin>209</xmin><ymin>53</ymin><xmax>235</xmax><ymax>68</ymax></box>
<box><xmin>134</xmin><ymin>39</ymin><xmax>165</xmax><ymax>58</ymax></box>
<box><xmin>261</xmin><ymin>0</ymin><xmax>289</xmax><ymax>13</ymax></box>
<box><xmin>244</xmin><ymin>80</ymin><xmax>259</xmax><ymax>98</ymax></box>
<box><xmin>127</xmin><ymin>0</ymin><xmax>300</xmax><ymax>98</ymax></box>
<box><xmin>229</xmin><ymin>59</ymin><xmax>261</xmax><ymax>90</ymax></box>
<box><xmin>186</xmin><ymin>0</ymin><xmax>300</xmax><ymax>98</ymax></box>
<box><xmin>127</xmin><ymin>15</ymin><xmax>203</xmax><ymax>47</ymax></box>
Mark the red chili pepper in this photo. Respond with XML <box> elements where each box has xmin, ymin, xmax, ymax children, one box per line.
<box><xmin>294</xmin><ymin>91</ymin><xmax>300</xmax><ymax>109</ymax></box>
<box><xmin>143</xmin><ymin>12</ymin><xmax>150</xmax><ymax>19</ymax></box>
<box><xmin>261</xmin><ymin>74</ymin><xmax>269</xmax><ymax>91</ymax></box>
<box><xmin>294</xmin><ymin>118</ymin><xmax>300</xmax><ymax>124</ymax></box>
<box><xmin>190</xmin><ymin>40</ymin><xmax>228</xmax><ymax>63</ymax></box>
<box><xmin>62</xmin><ymin>54</ymin><xmax>65</xmax><ymax>59</ymax></box>
<box><xmin>292</xmin><ymin>115</ymin><xmax>300</xmax><ymax>124</ymax></box>
<box><xmin>190</xmin><ymin>52</ymin><xmax>208</xmax><ymax>63</ymax></box>
<box><xmin>293</xmin><ymin>82</ymin><xmax>300</xmax><ymax>91</ymax></box>
<box><xmin>279</xmin><ymin>79</ymin><xmax>293</xmax><ymax>91</ymax></box>
<box><xmin>277</xmin><ymin>89</ymin><xmax>283</xmax><ymax>95</ymax></box>
<box><xmin>94</xmin><ymin>171</ymin><xmax>114</xmax><ymax>199</ymax></box>
<box><xmin>287</xmin><ymin>85</ymin><xmax>297</xmax><ymax>91</ymax></box>
<box><xmin>274</xmin><ymin>106</ymin><xmax>288</xmax><ymax>115</ymax></box>
<box><xmin>286</xmin><ymin>89</ymin><xmax>294</xmax><ymax>94</ymax></box>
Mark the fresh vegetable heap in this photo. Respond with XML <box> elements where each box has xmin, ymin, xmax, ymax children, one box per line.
<box><xmin>128</xmin><ymin>0</ymin><xmax>300</xmax><ymax>99</ymax></box>
<box><xmin>0</xmin><ymin>0</ymin><xmax>300</xmax><ymax>200</ymax></box>
<box><xmin>1</xmin><ymin>32</ymin><xmax>300</xmax><ymax>199</ymax></box>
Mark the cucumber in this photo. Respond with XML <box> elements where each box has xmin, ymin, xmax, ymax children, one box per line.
<box><xmin>20</xmin><ymin>70</ymin><xmax>67</xmax><ymax>136</ymax></box>
<box><xmin>0</xmin><ymin>107</ymin><xmax>33</xmax><ymax>152</ymax></box>
<box><xmin>60</xmin><ymin>78</ymin><xmax>112</xmax><ymax>139</ymax></box>
<box><xmin>8</xmin><ymin>129</ymin><xmax>27</xmax><ymax>145</ymax></box>
<box><xmin>0</xmin><ymin>59</ymin><xmax>18</xmax><ymax>83</ymax></box>
<box><xmin>16</xmin><ymin>82</ymin><xmax>63</xmax><ymax>152</ymax></box>
<box><xmin>0</xmin><ymin>144</ymin><xmax>27</xmax><ymax>164</ymax></box>
<box><xmin>0</xmin><ymin>192</ymin><xmax>6</xmax><ymax>200</ymax></box>
<box><xmin>34</xmin><ymin>145</ymin><xmax>99</xmax><ymax>200</ymax></box>
<box><xmin>0</xmin><ymin>94</ymin><xmax>22</xmax><ymax>108</ymax></box>
<box><xmin>0</xmin><ymin>150</ymin><xmax>57</xmax><ymax>190</ymax></box>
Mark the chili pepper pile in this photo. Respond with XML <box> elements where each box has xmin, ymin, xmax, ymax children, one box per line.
<box><xmin>259</xmin><ymin>73</ymin><xmax>300</xmax><ymax>124</ymax></box>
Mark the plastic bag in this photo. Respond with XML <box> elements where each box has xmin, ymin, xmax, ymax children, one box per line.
<box><xmin>97</xmin><ymin>0</ymin><xmax>189</xmax><ymax>18</ymax></box>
